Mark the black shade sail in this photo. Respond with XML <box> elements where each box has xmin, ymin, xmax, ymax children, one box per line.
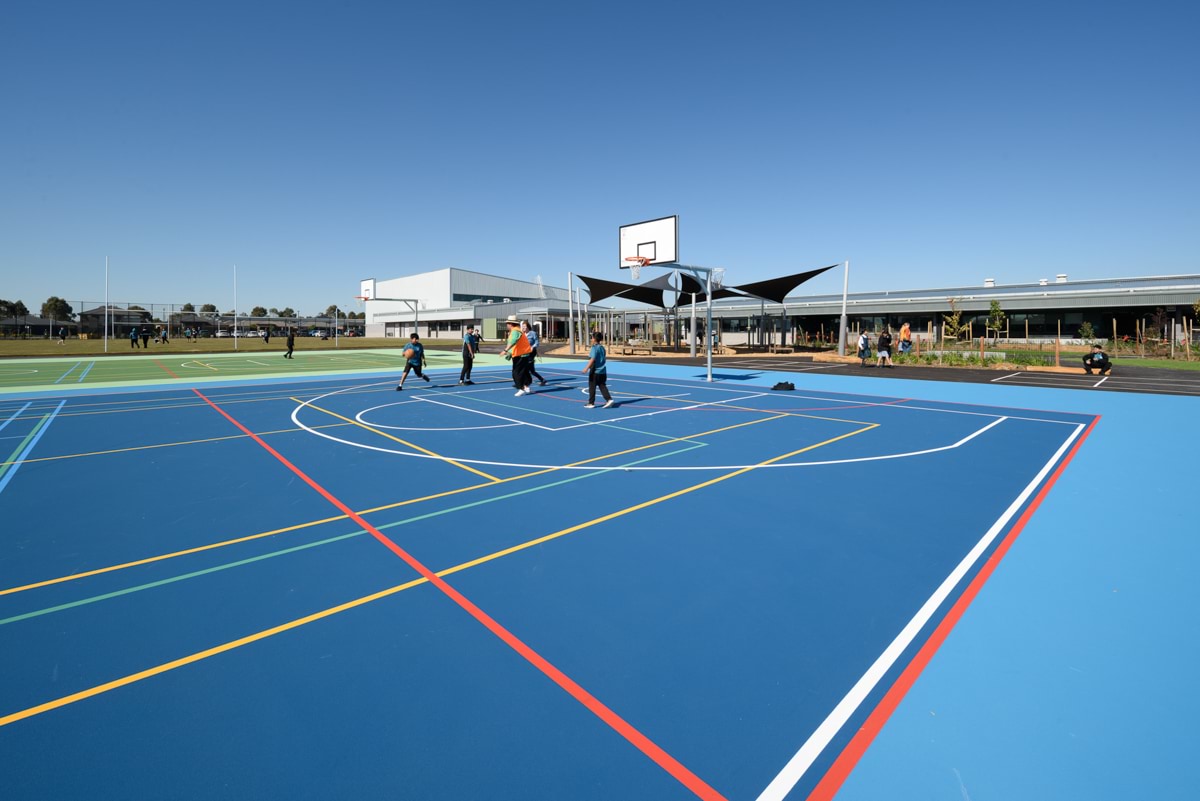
<box><xmin>577</xmin><ymin>264</ymin><xmax>838</xmax><ymax>308</ymax></box>
<box><xmin>730</xmin><ymin>265</ymin><xmax>839</xmax><ymax>304</ymax></box>
<box><xmin>575</xmin><ymin>274</ymin><xmax>667</xmax><ymax>308</ymax></box>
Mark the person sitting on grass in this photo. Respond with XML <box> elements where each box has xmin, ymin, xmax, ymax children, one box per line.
<box><xmin>1083</xmin><ymin>344</ymin><xmax>1112</xmax><ymax>375</ymax></box>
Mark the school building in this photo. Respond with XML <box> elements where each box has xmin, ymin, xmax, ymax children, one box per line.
<box><xmin>360</xmin><ymin>268</ymin><xmax>1200</xmax><ymax>347</ymax></box>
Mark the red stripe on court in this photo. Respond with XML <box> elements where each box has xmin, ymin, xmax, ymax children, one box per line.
<box><xmin>804</xmin><ymin>414</ymin><xmax>1099</xmax><ymax>801</ymax></box>
<box><xmin>192</xmin><ymin>388</ymin><xmax>726</xmax><ymax>801</ymax></box>
<box><xmin>153</xmin><ymin>360</ymin><xmax>180</xmax><ymax>379</ymax></box>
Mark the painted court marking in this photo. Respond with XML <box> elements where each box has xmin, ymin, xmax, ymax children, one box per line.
<box><xmin>756</xmin><ymin>419</ymin><xmax>1089</xmax><ymax>801</ymax></box>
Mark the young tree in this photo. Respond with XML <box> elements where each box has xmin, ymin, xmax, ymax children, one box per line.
<box><xmin>942</xmin><ymin>298</ymin><xmax>965</xmax><ymax>343</ymax></box>
<box><xmin>1077</xmin><ymin>321</ymin><xmax>1096</xmax><ymax>343</ymax></box>
<box><xmin>986</xmin><ymin>300</ymin><xmax>1006</xmax><ymax>345</ymax></box>
<box><xmin>42</xmin><ymin>297</ymin><xmax>75</xmax><ymax>321</ymax></box>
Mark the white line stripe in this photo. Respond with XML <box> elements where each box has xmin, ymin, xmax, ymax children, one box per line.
<box><xmin>990</xmin><ymin>372</ymin><xmax>1020</xmax><ymax>383</ymax></box>
<box><xmin>1093</xmin><ymin>376</ymin><xmax>1109</xmax><ymax>388</ymax></box>
<box><xmin>413</xmin><ymin>395</ymin><xmax>550</xmax><ymax>429</ymax></box>
<box><xmin>755</xmin><ymin>420</ymin><xmax>1086</xmax><ymax>801</ymax></box>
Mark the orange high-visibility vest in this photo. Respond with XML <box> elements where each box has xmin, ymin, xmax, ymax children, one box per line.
<box><xmin>508</xmin><ymin>330</ymin><xmax>532</xmax><ymax>357</ymax></box>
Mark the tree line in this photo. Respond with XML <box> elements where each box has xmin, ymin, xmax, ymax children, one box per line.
<box><xmin>0</xmin><ymin>298</ymin><xmax>364</xmax><ymax>323</ymax></box>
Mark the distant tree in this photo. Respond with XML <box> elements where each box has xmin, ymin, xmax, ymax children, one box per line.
<box><xmin>181</xmin><ymin>302</ymin><xmax>195</xmax><ymax>312</ymax></box>
<box><xmin>1150</xmin><ymin>307</ymin><xmax>1169</xmax><ymax>340</ymax></box>
<box><xmin>942</xmin><ymin>298</ymin><xmax>965</xmax><ymax>343</ymax></box>
<box><xmin>250</xmin><ymin>306</ymin><xmax>268</xmax><ymax>318</ymax></box>
<box><xmin>128</xmin><ymin>305</ymin><xmax>146</xmax><ymax>311</ymax></box>
<box><xmin>277</xmin><ymin>307</ymin><xmax>296</xmax><ymax>318</ymax></box>
<box><xmin>10</xmin><ymin>300</ymin><xmax>30</xmax><ymax>336</ymax></box>
<box><xmin>1193</xmin><ymin>297</ymin><xmax>1199</xmax><ymax>318</ymax></box>
<box><xmin>269</xmin><ymin>307</ymin><xmax>280</xmax><ymax>316</ymax></box>
<box><xmin>42</xmin><ymin>297</ymin><xmax>75</xmax><ymax>322</ymax></box>
<box><xmin>1077</xmin><ymin>321</ymin><xmax>1096</xmax><ymax>342</ymax></box>
<box><xmin>200</xmin><ymin>303</ymin><xmax>218</xmax><ymax>313</ymax></box>
<box><xmin>986</xmin><ymin>300</ymin><xmax>1006</xmax><ymax>345</ymax></box>
<box><xmin>324</xmin><ymin>304</ymin><xmax>341</xmax><ymax>318</ymax></box>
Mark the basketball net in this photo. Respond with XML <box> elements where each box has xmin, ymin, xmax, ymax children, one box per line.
<box><xmin>625</xmin><ymin>256</ymin><xmax>650</xmax><ymax>281</ymax></box>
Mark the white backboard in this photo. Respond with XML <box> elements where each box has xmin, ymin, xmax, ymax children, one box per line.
<box><xmin>619</xmin><ymin>215</ymin><xmax>678</xmax><ymax>268</ymax></box>
<box><xmin>358</xmin><ymin>278</ymin><xmax>376</xmax><ymax>300</ymax></box>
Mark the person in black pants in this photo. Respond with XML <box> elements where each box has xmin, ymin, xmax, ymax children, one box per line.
<box><xmin>459</xmin><ymin>325</ymin><xmax>478</xmax><ymax>385</ymax></box>
<box><xmin>521</xmin><ymin>320</ymin><xmax>548</xmax><ymax>386</ymax></box>
<box><xmin>1083</xmin><ymin>344</ymin><xmax>1111</xmax><ymax>374</ymax></box>
<box><xmin>284</xmin><ymin>328</ymin><xmax>295</xmax><ymax>359</ymax></box>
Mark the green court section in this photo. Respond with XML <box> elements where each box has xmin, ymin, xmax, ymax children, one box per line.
<box><xmin>0</xmin><ymin>349</ymin><xmax>515</xmax><ymax>393</ymax></box>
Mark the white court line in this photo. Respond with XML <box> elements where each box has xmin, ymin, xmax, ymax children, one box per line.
<box><xmin>756</xmin><ymin>420</ymin><xmax>1087</xmax><ymax>801</ymax></box>
<box><xmin>1094</xmin><ymin>376</ymin><xmax>1109</xmax><ymax>388</ymax></box>
<box><xmin>990</xmin><ymin>372</ymin><xmax>1020</xmax><ymax>383</ymax></box>
<box><xmin>247</xmin><ymin>360</ymin><xmax>271</xmax><ymax>366</ymax></box>
<box><xmin>546</xmin><ymin>392</ymin><xmax>771</xmax><ymax>432</ymax></box>
<box><xmin>411</xmin><ymin>394</ymin><xmax>549</xmax><ymax>430</ymax></box>
<box><xmin>292</xmin><ymin>375</ymin><xmax>1011</xmax><ymax>470</ymax></box>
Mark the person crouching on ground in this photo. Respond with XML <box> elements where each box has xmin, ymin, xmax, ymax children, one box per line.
<box><xmin>1083</xmin><ymin>344</ymin><xmax>1112</xmax><ymax>375</ymax></box>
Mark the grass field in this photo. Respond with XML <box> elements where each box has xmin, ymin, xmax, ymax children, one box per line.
<box><xmin>0</xmin><ymin>336</ymin><xmax>472</xmax><ymax>358</ymax></box>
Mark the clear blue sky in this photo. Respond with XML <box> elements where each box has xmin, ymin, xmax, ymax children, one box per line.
<box><xmin>2</xmin><ymin>0</ymin><xmax>1196</xmax><ymax>315</ymax></box>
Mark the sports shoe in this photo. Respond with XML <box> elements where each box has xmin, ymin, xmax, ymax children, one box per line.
<box><xmin>514</xmin><ymin>389</ymin><xmax>526</xmax><ymax>396</ymax></box>
<box><xmin>539</xmin><ymin>380</ymin><xmax>548</xmax><ymax>386</ymax></box>
<box><xmin>458</xmin><ymin>381</ymin><xmax>465</xmax><ymax>385</ymax></box>
<box><xmin>395</xmin><ymin>386</ymin><xmax>403</xmax><ymax>391</ymax></box>
<box><xmin>603</xmin><ymin>400</ymin><xmax>615</xmax><ymax>408</ymax></box>
<box><xmin>464</xmin><ymin>380</ymin><xmax>474</xmax><ymax>385</ymax></box>
<box><xmin>524</xmin><ymin>386</ymin><xmax>533</xmax><ymax>393</ymax></box>
<box><xmin>423</xmin><ymin>375</ymin><xmax>431</xmax><ymax>382</ymax></box>
<box><xmin>583</xmin><ymin>403</ymin><xmax>595</xmax><ymax>409</ymax></box>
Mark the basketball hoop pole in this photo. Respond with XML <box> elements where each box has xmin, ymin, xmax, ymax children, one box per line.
<box><xmin>837</xmin><ymin>260</ymin><xmax>849</xmax><ymax>356</ymax></box>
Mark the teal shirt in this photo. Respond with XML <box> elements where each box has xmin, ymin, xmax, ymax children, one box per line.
<box><xmin>589</xmin><ymin>343</ymin><xmax>607</xmax><ymax>374</ymax></box>
<box><xmin>407</xmin><ymin>341</ymin><xmax>424</xmax><ymax>366</ymax></box>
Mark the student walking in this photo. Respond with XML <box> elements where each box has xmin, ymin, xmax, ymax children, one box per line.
<box><xmin>857</xmin><ymin>330</ymin><xmax>872</xmax><ymax>367</ymax></box>
<box><xmin>396</xmin><ymin>333</ymin><xmax>432</xmax><ymax>390</ymax></box>
<box><xmin>284</xmin><ymin>328</ymin><xmax>295</xmax><ymax>359</ymax></box>
<box><xmin>501</xmin><ymin>315</ymin><xmax>534</xmax><ymax>395</ymax></box>
<box><xmin>459</xmin><ymin>324</ymin><xmax>477</xmax><ymax>385</ymax></box>
<box><xmin>58</xmin><ymin>327</ymin><xmax>66</xmax><ymax>345</ymax></box>
<box><xmin>130</xmin><ymin>327</ymin><xmax>139</xmax><ymax>349</ymax></box>
<box><xmin>898</xmin><ymin>321</ymin><xmax>912</xmax><ymax>354</ymax></box>
<box><xmin>580</xmin><ymin>331</ymin><xmax>615</xmax><ymax>408</ymax></box>
<box><xmin>521</xmin><ymin>321</ymin><xmax>548</xmax><ymax>386</ymax></box>
<box><xmin>876</xmin><ymin>328</ymin><xmax>894</xmax><ymax>368</ymax></box>
<box><xmin>141</xmin><ymin>327</ymin><xmax>151</xmax><ymax>349</ymax></box>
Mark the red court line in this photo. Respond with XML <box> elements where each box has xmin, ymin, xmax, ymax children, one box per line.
<box><xmin>191</xmin><ymin>387</ymin><xmax>726</xmax><ymax>801</ymax></box>
<box><xmin>805</xmin><ymin>414</ymin><xmax>1100</xmax><ymax>801</ymax></box>
<box><xmin>153</xmin><ymin>360</ymin><xmax>180</xmax><ymax>379</ymax></box>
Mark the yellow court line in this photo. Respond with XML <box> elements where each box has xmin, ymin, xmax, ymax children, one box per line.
<box><xmin>0</xmin><ymin>421</ymin><xmax>353</xmax><ymax>469</ymax></box>
<box><xmin>0</xmin><ymin>412</ymin><xmax>790</xmax><ymax>596</ymax></box>
<box><xmin>0</xmin><ymin>419</ymin><xmax>876</xmax><ymax>729</ymax></box>
<box><xmin>295</xmin><ymin>397</ymin><xmax>503</xmax><ymax>483</ymax></box>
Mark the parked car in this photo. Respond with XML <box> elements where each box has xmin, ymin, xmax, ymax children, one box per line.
<box><xmin>215</xmin><ymin>330</ymin><xmax>231</xmax><ymax>338</ymax></box>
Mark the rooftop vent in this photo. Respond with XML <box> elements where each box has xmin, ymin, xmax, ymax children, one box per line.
<box><xmin>984</xmin><ymin>278</ymin><xmax>995</xmax><ymax>288</ymax></box>
<box><xmin>1056</xmin><ymin>274</ymin><xmax>1068</xmax><ymax>283</ymax></box>
<box><xmin>1039</xmin><ymin>278</ymin><xmax>1048</xmax><ymax>286</ymax></box>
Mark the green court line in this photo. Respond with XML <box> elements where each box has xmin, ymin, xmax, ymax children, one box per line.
<box><xmin>0</xmin><ymin>413</ymin><xmax>51</xmax><ymax>486</ymax></box>
<box><xmin>0</xmin><ymin>442</ymin><xmax>704</xmax><ymax>626</ymax></box>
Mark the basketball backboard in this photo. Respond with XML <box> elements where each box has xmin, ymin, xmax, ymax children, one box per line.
<box><xmin>359</xmin><ymin>278</ymin><xmax>376</xmax><ymax>301</ymax></box>
<box><xmin>619</xmin><ymin>215</ymin><xmax>677</xmax><ymax>268</ymax></box>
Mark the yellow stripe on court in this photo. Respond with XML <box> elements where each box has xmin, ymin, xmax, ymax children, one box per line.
<box><xmin>0</xmin><ymin>412</ymin><xmax>798</xmax><ymax>595</ymax></box>
<box><xmin>0</xmin><ymin>420</ymin><xmax>876</xmax><ymax>728</ymax></box>
<box><xmin>293</xmin><ymin>397</ymin><xmax>503</xmax><ymax>482</ymax></box>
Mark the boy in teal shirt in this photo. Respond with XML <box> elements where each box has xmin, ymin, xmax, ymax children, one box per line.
<box><xmin>396</xmin><ymin>333</ymin><xmax>431</xmax><ymax>391</ymax></box>
<box><xmin>580</xmin><ymin>331</ymin><xmax>615</xmax><ymax>408</ymax></box>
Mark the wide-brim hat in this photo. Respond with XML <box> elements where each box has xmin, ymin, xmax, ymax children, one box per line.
<box><xmin>504</xmin><ymin>314</ymin><xmax>520</xmax><ymax>325</ymax></box>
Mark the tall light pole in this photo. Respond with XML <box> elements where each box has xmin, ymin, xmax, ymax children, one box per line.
<box><xmin>837</xmin><ymin>260</ymin><xmax>849</xmax><ymax>356</ymax></box>
<box><xmin>104</xmin><ymin>256</ymin><xmax>109</xmax><ymax>353</ymax></box>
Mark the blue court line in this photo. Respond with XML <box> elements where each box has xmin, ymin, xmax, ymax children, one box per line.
<box><xmin>76</xmin><ymin>361</ymin><xmax>96</xmax><ymax>382</ymax></box>
<box><xmin>0</xmin><ymin>403</ymin><xmax>32</xmax><ymax>434</ymax></box>
<box><xmin>53</xmin><ymin>362</ymin><xmax>82</xmax><ymax>384</ymax></box>
<box><xmin>0</xmin><ymin>400</ymin><xmax>65</xmax><ymax>497</ymax></box>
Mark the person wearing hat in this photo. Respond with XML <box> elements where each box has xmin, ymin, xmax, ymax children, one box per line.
<box><xmin>520</xmin><ymin>320</ymin><xmax>548</xmax><ymax>386</ymax></box>
<box><xmin>501</xmin><ymin>315</ymin><xmax>534</xmax><ymax>396</ymax></box>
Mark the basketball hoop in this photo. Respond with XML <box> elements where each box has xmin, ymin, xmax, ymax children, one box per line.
<box><xmin>710</xmin><ymin>268</ymin><xmax>726</xmax><ymax>290</ymax></box>
<box><xmin>353</xmin><ymin>296</ymin><xmax>368</xmax><ymax>315</ymax></box>
<box><xmin>624</xmin><ymin>256</ymin><xmax>650</xmax><ymax>281</ymax></box>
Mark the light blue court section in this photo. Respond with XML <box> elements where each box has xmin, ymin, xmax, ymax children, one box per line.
<box><xmin>575</xmin><ymin>360</ymin><xmax>1192</xmax><ymax>801</ymax></box>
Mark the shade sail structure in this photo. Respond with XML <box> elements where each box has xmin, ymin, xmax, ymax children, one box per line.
<box><xmin>729</xmin><ymin>264</ymin><xmax>838</xmax><ymax>304</ymax></box>
<box><xmin>577</xmin><ymin>264</ymin><xmax>838</xmax><ymax>308</ymax></box>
